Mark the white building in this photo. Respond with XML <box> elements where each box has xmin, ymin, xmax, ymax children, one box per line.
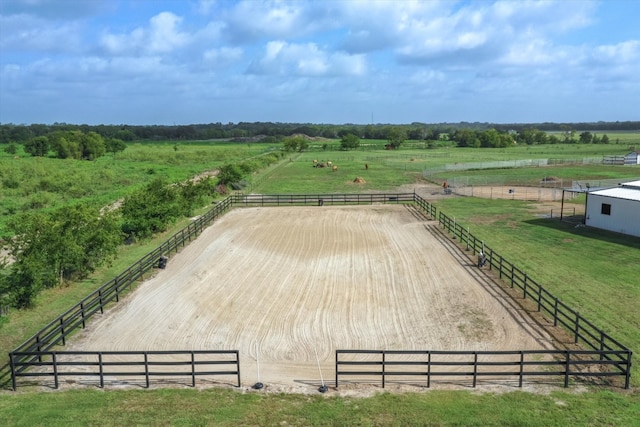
<box><xmin>585</xmin><ymin>180</ymin><xmax>640</xmax><ymax>237</ymax></box>
<box><xmin>624</xmin><ymin>151</ymin><xmax>640</xmax><ymax>165</ymax></box>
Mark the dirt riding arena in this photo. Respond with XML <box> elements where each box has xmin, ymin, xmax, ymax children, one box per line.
<box><xmin>67</xmin><ymin>204</ymin><xmax>554</xmax><ymax>394</ymax></box>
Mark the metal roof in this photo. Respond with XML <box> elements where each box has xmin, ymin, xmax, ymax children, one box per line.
<box><xmin>590</xmin><ymin>184</ymin><xmax>640</xmax><ymax>202</ymax></box>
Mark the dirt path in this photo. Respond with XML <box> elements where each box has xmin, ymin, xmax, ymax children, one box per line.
<box><xmin>68</xmin><ymin>204</ymin><xmax>554</xmax><ymax>393</ymax></box>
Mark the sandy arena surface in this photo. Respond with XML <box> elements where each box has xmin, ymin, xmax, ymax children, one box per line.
<box><xmin>67</xmin><ymin>203</ymin><xmax>555</xmax><ymax>393</ymax></box>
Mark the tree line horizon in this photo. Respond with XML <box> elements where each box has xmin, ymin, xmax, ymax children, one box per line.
<box><xmin>1</xmin><ymin>121</ymin><xmax>638</xmax><ymax>145</ymax></box>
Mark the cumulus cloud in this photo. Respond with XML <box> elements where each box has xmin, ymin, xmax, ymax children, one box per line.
<box><xmin>247</xmin><ymin>41</ymin><xmax>366</xmax><ymax>77</ymax></box>
<box><xmin>0</xmin><ymin>0</ymin><xmax>637</xmax><ymax>124</ymax></box>
<box><xmin>0</xmin><ymin>0</ymin><xmax>111</xmax><ymax>19</ymax></box>
<box><xmin>100</xmin><ymin>12</ymin><xmax>189</xmax><ymax>55</ymax></box>
<box><xmin>0</xmin><ymin>14</ymin><xmax>85</xmax><ymax>52</ymax></box>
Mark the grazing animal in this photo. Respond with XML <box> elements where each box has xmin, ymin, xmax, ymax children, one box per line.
<box><xmin>365</xmin><ymin>163</ymin><xmax>369</xmax><ymax>170</ymax></box>
<box><xmin>332</xmin><ymin>165</ymin><xmax>338</xmax><ymax>172</ymax></box>
<box><xmin>327</xmin><ymin>161</ymin><xmax>333</xmax><ymax>167</ymax></box>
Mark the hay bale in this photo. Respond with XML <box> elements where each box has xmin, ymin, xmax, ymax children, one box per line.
<box><xmin>353</xmin><ymin>177</ymin><xmax>366</xmax><ymax>184</ymax></box>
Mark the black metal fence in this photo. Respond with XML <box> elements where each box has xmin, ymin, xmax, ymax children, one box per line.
<box><xmin>336</xmin><ymin>349</ymin><xmax>632</xmax><ymax>389</ymax></box>
<box><xmin>8</xmin><ymin>197</ymin><xmax>233</xmax><ymax>389</ymax></box>
<box><xmin>437</xmin><ymin>212</ymin><xmax>632</xmax><ymax>389</ymax></box>
<box><xmin>230</xmin><ymin>192</ymin><xmax>415</xmax><ymax>207</ymax></box>
<box><xmin>10</xmin><ymin>350</ymin><xmax>240</xmax><ymax>390</ymax></box>
<box><xmin>7</xmin><ymin>192</ymin><xmax>632</xmax><ymax>390</ymax></box>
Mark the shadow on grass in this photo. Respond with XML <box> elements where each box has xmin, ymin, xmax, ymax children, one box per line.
<box><xmin>524</xmin><ymin>217</ymin><xmax>640</xmax><ymax>250</ymax></box>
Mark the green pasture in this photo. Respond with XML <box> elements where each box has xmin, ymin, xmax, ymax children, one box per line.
<box><xmin>0</xmin><ymin>141</ymin><xmax>279</xmax><ymax>234</ymax></box>
<box><xmin>432</xmin><ymin>197</ymin><xmax>640</xmax><ymax>382</ymax></box>
<box><xmin>0</xmin><ymin>388</ymin><xmax>638</xmax><ymax>426</ymax></box>
<box><xmin>2</xmin><ymin>140</ymin><xmax>640</xmax><ymax>425</ymax></box>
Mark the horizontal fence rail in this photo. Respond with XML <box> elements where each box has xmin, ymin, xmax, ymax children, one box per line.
<box><xmin>8</xmin><ymin>197</ymin><xmax>234</xmax><ymax>386</ymax></box>
<box><xmin>7</xmin><ymin>192</ymin><xmax>631</xmax><ymax>390</ymax></box>
<box><xmin>437</xmin><ymin>212</ymin><xmax>632</xmax><ymax>389</ymax></box>
<box><xmin>336</xmin><ymin>349</ymin><xmax>632</xmax><ymax>389</ymax></box>
<box><xmin>231</xmin><ymin>193</ymin><xmax>415</xmax><ymax>206</ymax></box>
<box><xmin>10</xmin><ymin>350</ymin><xmax>240</xmax><ymax>390</ymax></box>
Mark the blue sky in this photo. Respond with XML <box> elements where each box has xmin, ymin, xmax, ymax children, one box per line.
<box><xmin>1</xmin><ymin>0</ymin><xmax>638</xmax><ymax>125</ymax></box>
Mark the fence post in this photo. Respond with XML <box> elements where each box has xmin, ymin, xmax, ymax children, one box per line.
<box><xmin>510</xmin><ymin>264</ymin><xmax>515</xmax><ymax>288</ymax></box>
<box><xmin>553</xmin><ymin>298</ymin><xmax>559</xmax><ymax>326</ymax></box>
<box><xmin>536</xmin><ymin>286</ymin><xmax>542</xmax><ymax>312</ymax></box>
<box><xmin>99</xmin><ymin>352</ymin><xmax>104</xmax><ymax>388</ymax></box>
<box><xmin>574</xmin><ymin>312</ymin><xmax>580</xmax><ymax>344</ymax></box>
<box><xmin>60</xmin><ymin>317</ymin><xmax>66</xmax><ymax>346</ymax></box>
<box><xmin>523</xmin><ymin>274</ymin><xmax>528</xmax><ymax>298</ymax></box>
<box><xmin>53</xmin><ymin>352</ymin><xmax>59</xmax><ymax>389</ymax></box>
<box><xmin>519</xmin><ymin>352</ymin><xmax>524</xmax><ymax>388</ymax></box>
<box><xmin>625</xmin><ymin>351</ymin><xmax>632</xmax><ymax>389</ymax></box>
<box><xmin>382</xmin><ymin>352</ymin><xmax>386</xmax><ymax>389</ymax></box>
<box><xmin>599</xmin><ymin>332</ymin><xmax>605</xmax><ymax>361</ymax></box>
<box><xmin>81</xmin><ymin>303</ymin><xmax>86</xmax><ymax>328</ymax></box>
<box><xmin>564</xmin><ymin>351</ymin><xmax>571</xmax><ymax>387</ymax></box>
<box><xmin>144</xmin><ymin>352</ymin><xmax>149</xmax><ymax>388</ymax></box>
<box><xmin>473</xmin><ymin>352</ymin><xmax>478</xmax><ymax>388</ymax></box>
<box><xmin>191</xmin><ymin>352</ymin><xmax>196</xmax><ymax>387</ymax></box>
<box><xmin>10</xmin><ymin>352</ymin><xmax>17</xmax><ymax>391</ymax></box>
<box><xmin>235</xmin><ymin>350</ymin><xmax>241</xmax><ymax>388</ymax></box>
<box><xmin>335</xmin><ymin>351</ymin><xmax>339</xmax><ymax>389</ymax></box>
<box><xmin>427</xmin><ymin>352</ymin><xmax>431</xmax><ymax>388</ymax></box>
<box><xmin>466</xmin><ymin>228</ymin><xmax>470</xmax><ymax>251</ymax></box>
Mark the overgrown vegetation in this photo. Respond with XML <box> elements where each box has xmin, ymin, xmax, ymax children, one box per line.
<box><xmin>0</xmin><ymin>142</ymin><xmax>285</xmax><ymax>309</ymax></box>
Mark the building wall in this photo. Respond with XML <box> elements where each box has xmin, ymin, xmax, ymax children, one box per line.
<box><xmin>586</xmin><ymin>194</ymin><xmax>640</xmax><ymax>237</ymax></box>
<box><xmin>624</xmin><ymin>152</ymin><xmax>640</xmax><ymax>165</ymax></box>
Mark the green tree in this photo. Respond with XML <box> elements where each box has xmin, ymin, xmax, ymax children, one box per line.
<box><xmin>601</xmin><ymin>134</ymin><xmax>610</xmax><ymax>144</ymax></box>
<box><xmin>282</xmin><ymin>136</ymin><xmax>308</xmax><ymax>152</ymax></box>
<box><xmin>217</xmin><ymin>164</ymin><xmax>244</xmax><ymax>186</ymax></box>
<box><xmin>121</xmin><ymin>178</ymin><xmax>183</xmax><ymax>239</ymax></box>
<box><xmin>386</xmin><ymin>127</ymin><xmax>406</xmax><ymax>149</ymax></box>
<box><xmin>2</xmin><ymin>205</ymin><xmax>121</xmax><ymax>307</ymax></box>
<box><xmin>50</xmin><ymin>130</ymin><xmax>82</xmax><ymax>159</ymax></box>
<box><xmin>340</xmin><ymin>133</ymin><xmax>360</xmax><ymax>150</ymax></box>
<box><xmin>452</xmin><ymin>129</ymin><xmax>480</xmax><ymax>148</ymax></box>
<box><xmin>105</xmin><ymin>138</ymin><xmax>127</xmax><ymax>156</ymax></box>
<box><xmin>3</xmin><ymin>142</ymin><xmax>17</xmax><ymax>155</ymax></box>
<box><xmin>23</xmin><ymin>136</ymin><xmax>50</xmax><ymax>156</ymax></box>
<box><xmin>579</xmin><ymin>131</ymin><xmax>593</xmax><ymax>144</ymax></box>
<box><xmin>81</xmin><ymin>131</ymin><xmax>106</xmax><ymax>160</ymax></box>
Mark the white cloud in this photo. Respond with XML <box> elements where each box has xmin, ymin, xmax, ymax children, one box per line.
<box><xmin>100</xmin><ymin>12</ymin><xmax>189</xmax><ymax>55</ymax></box>
<box><xmin>203</xmin><ymin>46</ymin><xmax>243</xmax><ymax>66</ymax></box>
<box><xmin>247</xmin><ymin>41</ymin><xmax>366</xmax><ymax>77</ymax></box>
<box><xmin>0</xmin><ymin>14</ymin><xmax>85</xmax><ymax>52</ymax></box>
<box><xmin>223</xmin><ymin>0</ymin><xmax>314</xmax><ymax>43</ymax></box>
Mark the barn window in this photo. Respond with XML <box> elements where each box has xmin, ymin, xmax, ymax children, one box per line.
<box><xmin>601</xmin><ymin>203</ymin><xmax>611</xmax><ymax>215</ymax></box>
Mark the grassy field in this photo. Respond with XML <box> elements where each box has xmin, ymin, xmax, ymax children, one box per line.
<box><xmin>1</xmin><ymin>139</ymin><xmax>640</xmax><ymax>425</ymax></box>
<box><xmin>0</xmin><ymin>141</ymin><xmax>280</xmax><ymax>234</ymax></box>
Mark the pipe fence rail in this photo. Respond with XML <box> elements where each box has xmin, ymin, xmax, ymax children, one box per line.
<box><xmin>8</xmin><ymin>197</ymin><xmax>233</xmax><ymax>386</ymax></box>
<box><xmin>336</xmin><ymin>349</ymin><xmax>631</xmax><ymax>389</ymax></box>
<box><xmin>6</xmin><ymin>192</ymin><xmax>632</xmax><ymax>390</ymax></box>
<box><xmin>10</xmin><ymin>350</ymin><xmax>240</xmax><ymax>390</ymax></box>
<box><xmin>437</xmin><ymin>212</ymin><xmax>632</xmax><ymax>389</ymax></box>
<box><xmin>231</xmin><ymin>193</ymin><xmax>415</xmax><ymax>207</ymax></box>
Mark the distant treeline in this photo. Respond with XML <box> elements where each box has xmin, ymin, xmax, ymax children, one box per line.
<box><xmin>1</xmin><ymin>121</ymin><xmax>638</xmax><ymax>144</ymax></box>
